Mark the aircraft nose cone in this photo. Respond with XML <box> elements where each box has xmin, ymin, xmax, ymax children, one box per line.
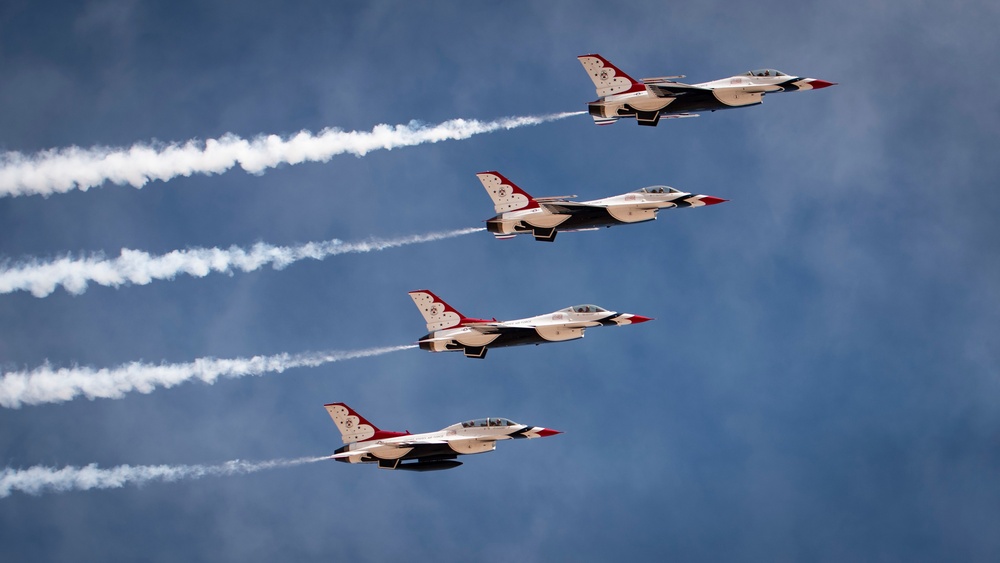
<box><xmin>628</xmin><ymin>315</ymin><xmax>654</xmax><ymax>324</ymax></box>
<box><xmin>700</xmin><ymin>196</ymin><xmax>728</xmax><ymax>206</ymax></box>
<box><xmin>808</xmin><ymin>79</ymin><xmax>837</xmax><ymax>90</ymax></box>
<box><xmin>537</xmin><ymin>428</ymin><xmax>562</xmax><ymax>438</ymax></box>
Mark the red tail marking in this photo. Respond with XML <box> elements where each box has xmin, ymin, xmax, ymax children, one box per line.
<box><xmin>410</xmin><ymin>289</ymin><xmax>467</xmax><ymax>319</ymax></box>
<box><xmin>325</xmin><ymin>402</ymin><xmax>411</xmax><ymax>442</ymax></box>
<box><xmin>410</xmin><ymin>290</ymin><xmax>496</xmax><ymax>328</ymax></box>
<box><xmin>478</xmin><ymin>170</ymin><xmax>539</xmax><ymax>210</ymax></box>
<box><xmin>578</xmin><ymin>53</ymin><xmax>647</xmax><ymax>95</ymax></box>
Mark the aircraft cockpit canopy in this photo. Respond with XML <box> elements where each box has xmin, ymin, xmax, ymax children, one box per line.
<box><xmin>568</xmin><ymin>304</ymin><xmax>608</xmax><ymax>314</ymax></box>
<box><xmin>746</xmin><ymin>69</ymin><xmax>787</xmax><ymax>77</ymax></box>
<box><xmin>461</xmin><ymin>417</ymin><xmax>517</xmax><ymax>428</ymax></box>
<box><xmin>633</xmin><ymin>186</ymin><xmax>682</xmax><ymax>195</ymax></box>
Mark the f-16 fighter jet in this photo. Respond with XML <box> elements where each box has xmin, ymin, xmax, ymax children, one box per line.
<box><xmin>409</xmin><ymin>289</ymin><xmax>652</xmax><ymax>358</ymax></box>
<box><xmin>578</xmin><ymin>53</ymin><xmax>836</xmax><ymax>126</ymax></box>
<box><xmin>326</xmin><ymin>402</ymin><xmax>561</xmax><ymax>471</ymax></box>
<box><xmin>478</xmin><ymin>171</ymin><xmax>726</xmax><ymax>242</ymax></box>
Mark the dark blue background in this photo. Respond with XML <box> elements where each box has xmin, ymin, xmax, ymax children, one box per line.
<box><xmin>2</xmin><ymin>1</ymin><xmax>998</xmax><ymax>561</ymax></box>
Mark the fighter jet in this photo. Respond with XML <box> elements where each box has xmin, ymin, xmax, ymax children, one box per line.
<box><xmin>326</xmin><ymin>402</ymin><xmax>561</xmax><ymax>471</ymax></box>
<box><xmin>578</xmin><ymin>53</ymin><xmax>836</xmax><ymax>126</ymax></box>
<box><xmin>478</xmin><ymin>171</ymin><xmax>726</xmax><ymax>242</ymax></box>
<box><xmin>409</xmin><ymin>289</ymin><xmax>652</xmax><ymax>358</ymax></box>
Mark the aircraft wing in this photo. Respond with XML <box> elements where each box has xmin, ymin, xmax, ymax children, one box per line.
<box><xmin>441</xmin><ymin>435</ymin><xmax>506</xmax><ymax>443</ymax></box>
<box><xmin>533</xmin><ymin>195</ymin><xmax>577</xmax><ymax>203</ymax></box>
<box><xmin>392</xmin><ymin>439</ymin><xmax>448</xmax><ymax>447</ymax></box>
<box><xmin>560</xmin><ymin>322</ymin><xmax>601</xmax><ymax>330</ymax></box>
<box><xmin>539</xmin><ymin>201</ymin><xmax>598</xmax><ymax>214</ymax></box>
<box><xmin>460</xmin><ymin>322</ymin><xmax>506</xmax><ymax>334</ymax></box>
<box><xmin>646</xmin><ymin>82</ymin><xmax>710</xmax><ymax>98</ymax></box>
<box><xmin>397</xmin><ymin>435</ymin><xmax>500</xmax><ymax>447</ymax></box>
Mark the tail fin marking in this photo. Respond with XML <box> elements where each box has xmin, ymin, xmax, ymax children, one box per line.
<box><xmin>325</xmin><ymin>403</ymin><xmax>379</xmax><ymax>444</ymax></box>
<box><xmin>577</xmin><ymin>54</ymin><xmax>646</xmax><ymax>97</ymax></box>
<box><xmin>409</xmin><ymin>290</ymin><xmax>465</xmax><ymax>331</ymax></box>
<box><xmin>476</xmin><ymin>171</ymin><xmax>540</xmax><ymax>213</ymax></box>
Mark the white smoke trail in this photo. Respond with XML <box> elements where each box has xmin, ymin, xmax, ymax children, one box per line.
<box><xmin>0</xmin><ymin>455</ymin><xmax>333</xmax><ymax>498</ymax></box>
<box><xmin>0</xmin><ymin>112</ymin><xmax>585</xmax><ymax>198</ymax></box>
<box><xmin>0</xmin><ymin>227</ymin><xmax>484</xmax><ymax>298</ymax></box>
<box><xmin>0</xmin><ymin>345</ymin><xmax>416</xmax><ymax>408</ymax></box>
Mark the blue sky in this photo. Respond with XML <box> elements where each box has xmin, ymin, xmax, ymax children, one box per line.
<box><xmin>1</xmin><ymin>0</ymin><xmax>999</xmax><ymax>561</ymax></box>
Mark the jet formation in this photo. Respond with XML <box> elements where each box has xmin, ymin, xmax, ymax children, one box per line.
<box><xmin>578</xmin><ymin>53</ymin><xmax>836</xmax><ymax>126</ymax></box>
<box><xmin>409</xmin><ymin>289</ymin><xmax>652</xmax><ymax>358</ymax></box>
<box><xmin>478</xmin><ymin>171</ymin><xmax>726</xmax><ymax>242</ymax></box>
<box><xmin>326</xmin><ymin>55</ymin><xmax>834</xmax><ymax>472</ymax></box>
<box><xmin>326</xmin><ymin>402</ymin><xmax>561</xmax><ymax>471</ymax></box>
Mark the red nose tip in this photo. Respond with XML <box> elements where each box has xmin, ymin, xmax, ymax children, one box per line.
<box><xmin>700</xmin><ymin>196</ymin><xmax>728</xmax><ymax>206</ymax></box>
<box><xmin>537</xmin><ymin>428</ymin><xmax>562</xmax><ymax>437</ymax></box>
<box><xmin>629</xmin><ymin>315</ymin><xmax>654</xmax><ymax>324</ymax></box>
<box><xmin>808</xmin><ymin>79</ymin><xmax>837</xmax><ymax>90</ymax></box>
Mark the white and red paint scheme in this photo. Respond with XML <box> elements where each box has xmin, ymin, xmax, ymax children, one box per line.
<box><xmin>409</xmin><ymin>289</ymin><xmax>652</xmax><ymax>359</ymax></box>
<box><xmin>478</xmin><ymin>171</ymin><xmax>726</xmax><ymax>242</ymax></box>
<box><xmin>326</xmin><ymin>402</ymin><xmax>561</xmax><ymax>471</ymax></box>
<box><xmin>578</xmin><ymin>53</ymin><xmax>836</xmax><ymax>126</ymax></box>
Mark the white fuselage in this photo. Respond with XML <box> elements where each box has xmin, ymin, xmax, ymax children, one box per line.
<box><xmin>420</xmin><ymin>307</ymin><xmax>631</xmax><ymax>352</ymax></box>
<box><xmin>598</xmin><ymin>74</ymin><xmax>803</xmax><ymax>114</ymax></box>
<box><xmin>588</xmin><ymin>74</ymin><xmax>833</xmax><ymax>127</ymax></box>
<box><xmin>337</xmin><ymin>422</ymin><xmax>552</xmax><ymax>463</ymax></box>
<box><xmin>489</xmin><ymin>188</ymin><xmax>719</xmax><ymax>236</ymax></box>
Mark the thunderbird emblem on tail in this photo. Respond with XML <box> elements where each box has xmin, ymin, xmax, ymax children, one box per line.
<box><xmin>578</xmin><ymin>53</ymin><xmax>836</xmax><ymax>126</ymax></box>
<box><xmin>409</xmin><ymin>290</ymin><xmax>652</xmax><ymax>359</ymax></box>
<box><xmin>478</xmin><ymin>171</ymin><xmax>726</xmax><ymax>242</ymax></box>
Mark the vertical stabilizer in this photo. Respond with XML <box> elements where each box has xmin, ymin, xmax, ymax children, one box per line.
<box><xmin>476</xmin><ymin>171</ymin><xmax>540</xmax><ymax>213</ymax></box>
<box><xmin>577</xmin><ymin>54</ymin><xmax>646</xmax><ymax>98</ymax></box>
<box><xmin>408</xmin><ymin>290</ymin><xmax>467</xmax><ymax>331</ymax></box>
<box><xmin>325</xmin><ymin>403</ymin><xmax>380</xmax><ymax>444</ymax></box>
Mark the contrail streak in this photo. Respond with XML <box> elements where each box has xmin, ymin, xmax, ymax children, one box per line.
<box><xmin>0</xmin><ymin>227</ymin><xmax>485</xmax><ymax>298</ymax></box>
<box><xmin>0</xmin><ymin>112</ymin><xmax>585</xmax><ymax>198</ymax></box>
<box><xmin>0</xmin><ymin>455</ymin><xmax>333</xmax><ymax>498</ymax></box>
<box><xmin>0</xmin><ymin>345</ymin><xmax>416</xmax><ymax>408</ymax></box>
